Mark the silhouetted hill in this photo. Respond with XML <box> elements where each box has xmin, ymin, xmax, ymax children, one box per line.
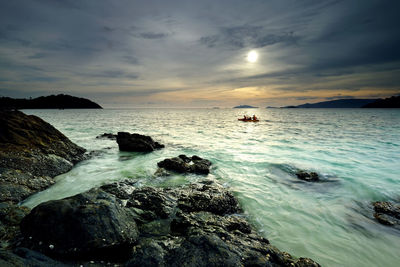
<box><xmin>0</xmin><ymin>94</ymin><xmax>102</xmax><ymax>109</ymax></box>
<box><xmin>362</xmin><ymin>96</ymin><xmax>400</xmax><ymax>108</ymax></box>
<box><xmin>234</xmin><ymin>105</ymin><xmax>258</xmax><ymax>108</ymax></box>
<box><xmin>282</xmin><ymin>99</ymin><xmax>378</xmax><ymax>108</ymax></box>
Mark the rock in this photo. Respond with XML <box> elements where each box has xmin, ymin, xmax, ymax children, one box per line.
<box><xmin>0</xmin><ymin>247</ymin><xmax>68</xmax><ymax>267</ymax></box>
<box><xmin>116</xmin><ymin>132</ymin><xmax>164</xmax><ymax>152</ymax></box>
<box><xmin>296</xmin><ymin>170</ymin><xmax>319</xmax><ymax>182</ymax></box>
<box><xmin>176</xmin><ymin>183</ymin><xmax>241</xmax><ymax>215</ymax></box>
<box><xmin>109</xmin><ymin>180</ymin><xmax>319</xmax><ymax>266</ymax></box>
<box><xmin>157</xmin><ymin>155</ymin><xmax>212</xmax><ymax>175</ymax></box>
<box><xmin>16</xmin><ymin>179</ymin><xmax>319</xmax><ymax>266</ymax></box>
<box><xmin>373</xmin><ymin>201</ymin><xmax>400</xmax><ymax>227</ymax></box>
<box><xmin>96</xmin><ymin>133</ymin><xmax>116</xmax><ymax>140</ymax></box>
<box><xmin>0</xmin><ymin>110</ymin><xmax>86</xmax><ymax>204</ymax></box>
<box><xmin>20</xmin><ymin>189</ymin><xmax>138</xmax><ymax>260</ymax></box>
<box><xmin>154</xmin><ymin>167</ymin><xmax>171</xmax><ymax>177</ymax></box>
<box><xmin>0</xmin><ymin>203</ymin><xmax>30</xmax><ymax>248</ymax></box>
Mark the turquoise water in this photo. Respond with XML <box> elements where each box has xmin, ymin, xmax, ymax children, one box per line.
<box><xmin>22</xmin><ymin>108</ymin><xmax>400</xmax><ymax>266</ymax></box>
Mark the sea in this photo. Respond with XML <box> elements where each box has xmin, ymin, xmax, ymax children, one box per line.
<box><xmin>21</xmin><ymin>108</ymin><xmax>400</xmax><ymax>267</ymax></box>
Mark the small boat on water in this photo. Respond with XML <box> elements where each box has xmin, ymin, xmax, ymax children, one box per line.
<box><xmin>238</xmin><ymin>115</ymin><xmax>259</xmax><ymax>122</ymax></box>
<box><xmin>238</xmin><ymin>118</ymin><xmax>259</xmax><ymax>122</ymax></box>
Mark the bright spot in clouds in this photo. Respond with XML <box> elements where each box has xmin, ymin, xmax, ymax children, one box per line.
<box><xmin>247</xmin><ymin>50</ymin><xmax>258</xmax><ymax>63</ymax></box>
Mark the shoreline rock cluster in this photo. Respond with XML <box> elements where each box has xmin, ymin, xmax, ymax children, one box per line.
<box><xmin>0</xmin><ymin>110</ymin><xmax>86</xmax><ymax>204</ymax></box>
<box><xmin>17</xmin><ymin>180</ymin><xmax>319</xmax><ymax>266</ymax></box>
<box><xmin>1</xmin><ymin>110</ymin><xmax>322</xmax><ymax>266</ymax></box>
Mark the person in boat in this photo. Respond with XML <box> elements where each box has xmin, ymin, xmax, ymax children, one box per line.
<box><xmin>252</xmin><ymin>115</ymin><xmax>257</xmax><ymax>120</ymax></box>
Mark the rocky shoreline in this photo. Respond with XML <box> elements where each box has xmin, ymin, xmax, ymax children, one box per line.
<box><xmin>0</xmin><ymin>110</ymin><xmax>323</xmax><ymax>266</ymax></box>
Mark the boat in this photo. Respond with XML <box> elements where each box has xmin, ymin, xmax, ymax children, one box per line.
<box><xmin>238</xmin><ymin>118</ymin><xmax>259</xmax><ymax>122</ymax></box>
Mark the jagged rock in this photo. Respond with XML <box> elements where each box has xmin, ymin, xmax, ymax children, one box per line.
<box><xmin>0</xmin><ymin>110</ymin><xmax>86</xmax><ymax>204</ymax></box>
<box><xmin>373</xmin><ymin>201</ymin><xmax>400</xmax><ymax>227</ymax></box>
<box><xmin>157</xmin><ymin>155</ymin><xmax>212</xmax><ymax>175</ymax></box>
<box><xmin>17</xmin><ymin>179</ymin><xmax>319</xmax><ymax>266</ymax></box>
<box><xmin>296</xmin><ymin>170</ymin><xmax>319</xmax><ymax>182</ymax></box>
<box><xmin>116</xmin><ymin>132</ymin><xmax>164</xmax><ymax>152</ymax></box>
<box><xmin>20</xmin><ymin>189</ymin><xmax>138</xmax><ymax>260</ymax></box>
<box><xmin>96</xmin><ymin>133</ymin><xmax>116</xmax><ymax>140</ymax></box>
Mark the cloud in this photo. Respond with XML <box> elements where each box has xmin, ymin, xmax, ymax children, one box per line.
<box><xmin>139</xmin><ymin>32</ymin><xmax>168</xmax><ymax>39</ymax></box>
<box><xmin>200</xmin><ymin>25</ymin><xmax>298</xmax><ymax>49</ymax></box>
<box><xmin>0</xmin><ymin>0</ymin><xmax>399</xmax><ymax>107</ymax></box>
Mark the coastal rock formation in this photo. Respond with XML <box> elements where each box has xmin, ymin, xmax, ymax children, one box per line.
<box><xmin>116</xmin><ymin>132</ymin><xmax>164</xmax><ymax>152</ymax></box>
<box><xmin>373</xmin><ymin>201</ymin><xmax>400</xmax><ymax>227</ymax></box>
<box><xmin>0</xmin><ymin>111</ymin><xmax>86</xmax><ymax>203</ymax></box>
<box><xmin>296</xmin><ymin>170</ymin><xmax>319</xmax><ymax>182</ymax></box>
<box><xmin>16</xmin><ymin>180</ymin><xmax>319</xmax><ymax>266</ymax></box>
<box><xmin>157</xmin><ymin>155</ymin><xmax>212</xmax><ymax>175</ymax></box>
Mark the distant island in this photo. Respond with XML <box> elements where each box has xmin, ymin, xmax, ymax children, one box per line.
<box><xmin>234</xmin><ymin>105</ymin><xmax>258</xmax><ymax>108</ymax></box>
<box><xmin>0</xmin><ymin>94</ymin><xmax>102</xmax><ymax>109</ymax></box>
<box><xmin>282</xmin><ymin>98</ymin><xmax>378</xmax><ymax>108</ymax></box>
<box><xmin>362</xmin><ymin>96</ymin><xmax>400</xmax><ymax>108</ymax></box>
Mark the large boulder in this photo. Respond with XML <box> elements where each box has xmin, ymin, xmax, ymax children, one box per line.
<box><xmin>157</xmin><ymin>155</ymin><xmax>212</xmax><ymax>175</ymax></box>
<box><xmin>116</xmin><ymin>132</ymin><xmax>164</xmax><ymax>152</ymax></box>
<box><xmin>20</xmin><ymin>189</ymin><xmax>138</xmax><ymax>260</ymax></box>
<box><xmin>0</xmin><ymin>110</ymin><xmax>86</xmax><ymax>203</ymax></box>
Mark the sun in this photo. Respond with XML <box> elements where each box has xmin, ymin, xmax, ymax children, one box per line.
<box><xmin>247</xmin><ymin>50</ymin><xmax>258</xmax><ymax>63</ymax></box>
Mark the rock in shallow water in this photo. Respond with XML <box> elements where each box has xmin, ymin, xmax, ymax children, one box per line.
<box><xmin>296</xmin><ymin>170</ymin><xmax>319</xmax><ymax>182</ymax></box>
<box><xmin>157</xmin><ymin>155</ymin><xmax>212</xmax><ymax>175</ymax></box>
<box><xmin>373</xmin><ymin>201</ymin><xmax>400</xmax><ymax>227</ymax></box>
<box><xmin>116</xmin><ymin>132</ymin><xmax>164</xmax><ymax>152</ymax></box>
<box><xmin>95</xmin><ymin>133</ymin><xmax>117</xmax><ymax>140</ymax></box>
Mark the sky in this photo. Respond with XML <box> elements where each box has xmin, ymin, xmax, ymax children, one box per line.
<box><xmin>1</xmin><ymin>0</ymin><xmax>400</xmax><ymax>108</ymax></box>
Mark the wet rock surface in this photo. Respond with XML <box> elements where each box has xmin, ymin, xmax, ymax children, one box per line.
<box><xmin>373</xmin><ymin>201</ymin><xmax>400</xmax><ymax>227</ymax></box>
<box><xmin>116</xmin><ymin>132</ymin><xmax>164</xmax><ymax>152</ymax></box>
<box><xmin>13</xmin><ymin>180</ymin><xmax>320</xmax><ymax>266</ymax></box>
<box><xmin>296</xmin><ymin>170</ymin><xmax>320</xmax><ymax>182</ymax></box>
<box><xmin>20</xmin><ymin>189</ymin><xmax>139</xmax><ymax>260</ymax></box>
<box><xmin>0</xmin><ymin>111</ymin><xmax>86</xmax><ymax>204</ymax></box>
<box><xmin>157</xmin><ymin>154</ymin><xmax>212</xmax><ymax>175</ymax></box>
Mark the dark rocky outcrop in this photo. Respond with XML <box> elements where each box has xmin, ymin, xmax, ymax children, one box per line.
<box><xmin>296</xmin><ymin>170</ymin><xmax>319</xmax><ymax>182</ymax></box>
<box><xmin>373</xmin><ymin>201</ymin><xmax>400</xmax><ymax>227</ymax></box>
<box><xmin>116</xmin><ymin>132</ymin><xmax>164</xmax><ymax>152</ymax></box>
<box><xmin>20</xmin><ymin>189</ymin><xmax>138</xmax><ymax>260</ymax></box>
<box><xmin>157</xmin><ymin>155</ymin><xmax>212</xmax><ymax>175</ymax></box>
<box><xmin>0</xmin><ymin>111</ymin><xmax>86</xmax><ymax>204</ymax></box>
<box><xmin>96</xmin><ymin>133</ymin><xmax>117</xmax><ymax>140</ymax></box>
<box><xmin>0</xmin><ymin>94</ymin><xmax>102</xmax><ymax>110</ymax></box>
<box><xmin>15</xmin><ymin>180</ymin><xmax>319</xmax><ymax>266</ymax></box>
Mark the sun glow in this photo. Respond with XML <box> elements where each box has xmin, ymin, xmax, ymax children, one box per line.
<box><xmin>247</xmin><ymin>50</ymin><xmax>258</xmax><ymax>63</ymax></box>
